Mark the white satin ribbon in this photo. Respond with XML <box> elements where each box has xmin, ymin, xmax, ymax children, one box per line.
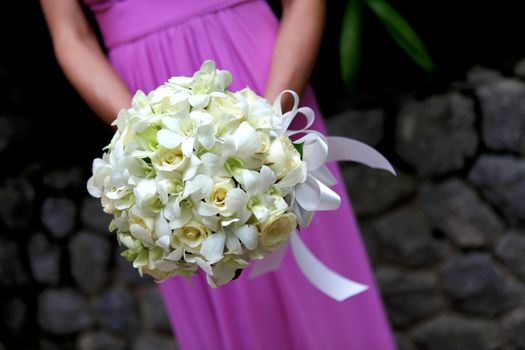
<box><xmin>250</xmin><ymin>91</ymin><xmax>395</xmax><ymax>301</ymax></box>
<box><xmin>290</xmin><ymin>230</ymin><xmax>368</xmax><ymax>301</ymax></box>
<box><xmin>327</xmin><ymin>136</ymin><xmax>397</xmax><ymax>175</ymax></box>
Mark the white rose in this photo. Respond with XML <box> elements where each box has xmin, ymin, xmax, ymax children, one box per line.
<box><xmin>259</xmin><ymin>213</ymin><xmax>297</xmax><ymax>251</ymax></box>
<box><xmin>152</xmin><ymin>146</ymin><xmax>188</xmax><ymax>172</ymax></box>
<box><xmin>235</xmin><ymin>87</ymin><xmax>274</xmax><ymax>130</ymax></box>
<box><xmin>208</xmin><ymin>95</ymin><xmax>243</xmax><ymax>120</ymax></box>
<box><xmin>264</xmin><ymin>135</ymin><xmax>301</xmax><ymax>179</ymax></box>
<box><xmin>207</xmin><ymin>178</ymin><xmax>235</xmax><ymax>209</ymax></box>
<box><xmin>173</xmin><ymin>221</ymin><xmax>211</xmax><ymax>253</ymax></box>
<box><xmin>257</xmin><ymin>132</ymin><xmax>271</xmax><ymax>154</ymax></box>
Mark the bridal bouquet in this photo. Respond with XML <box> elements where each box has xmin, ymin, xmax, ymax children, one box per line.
<box><xmin>88</xmin><ymin>60</ymin><xmax>394</xmax><ymax>293</ymax></box>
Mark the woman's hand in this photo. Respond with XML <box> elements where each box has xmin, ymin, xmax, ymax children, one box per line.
<box><xmin>264</xmin><ymin>0</ymin><xmax>326</xmax><ymax>110</ymax></box>
<box><xmin>40</xmin><ymin>0</ymin><xmax>132</xmax><ymax>125</ymax></box>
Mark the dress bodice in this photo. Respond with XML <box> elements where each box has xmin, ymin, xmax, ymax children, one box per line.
<box><xmin>81</xmin><ymin>0</ymin><xmax>259</xmax><ymax>49</ymax></box>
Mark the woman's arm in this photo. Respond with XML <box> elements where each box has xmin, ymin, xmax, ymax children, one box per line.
<box><xmin>264</xmin><ymin>0</ymin><xmax>326</xmax><ymax>109</ymax></box>
<box><xmin>40</xmin><ymin>0</ymin><xmax>132</xmax><ymax>125</ymax></box>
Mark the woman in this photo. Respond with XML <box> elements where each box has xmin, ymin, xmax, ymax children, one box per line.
<box><xmin>40</xmin><ymin>0</ymin><xmax>395</xmax><ymax>349</ymax></box>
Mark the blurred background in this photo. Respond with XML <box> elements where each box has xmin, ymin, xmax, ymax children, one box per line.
<box><xmin>1</xmin><ymin>1</ymin><xmax>525</xmax><ymax>349</ymax></box>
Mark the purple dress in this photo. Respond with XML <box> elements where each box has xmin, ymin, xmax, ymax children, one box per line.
<box><xmin>83</xmin><ymin>0</ymin><xmax>395</xmax><ymax>348</ymax></box>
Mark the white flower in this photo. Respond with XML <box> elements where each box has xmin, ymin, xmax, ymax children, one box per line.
<box><xmin>264</xmin><ymin>135</ymin><xmax>302</xmax><ymax>180</ymax></box>
<box><xmin>195</xmin><ymin>177</ymin><xmax>236</xmax><ymax>217</ymax></box>
<box><xmin>173</xmin><ymin>221</ymin><xmax>210</xmax><ymax>254</ymax></box>
<box><xmin>234</xmin><ymin>87</ymin><xmax>276</xmax><ymax>131</ymax></box>
<box><xmin>87</xmin><ymin>155</ymin><xmax>112</xmax><ymax>198</ymax></box>
<box><xmin>157</xmin><ymin>110</ymin><xmax>215</xmax><ymax>157</ymax></box>
<box><xmin>191</xmin><ymin>60</ymin><xmax>232</xmax><ymax>95</ymax></box>
<box><xmin>259</xmin><ymin>213</ymin><xmax>297</xmax><ymax>252</ymax></box>
<box><xmin>200</xmin><ymin>224</ymin><xmax>259</xmax><ymax>264</ymax></box>
<box><xmin>207</xmin><ymin>94</ymin><xmax>244</xmax><ymax>137</ymax></box>
<box><xmin>224</xmin><ymin>165</ymin><xmax>281</xmax><ymax>223</ymax></box>
<box><xmin>151</xmin><ymin>146</ymin><xmax>188</xmax><ymax>173</ymax></box>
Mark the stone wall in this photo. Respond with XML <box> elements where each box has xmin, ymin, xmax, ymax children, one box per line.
<box><xmin>0</xmin><ymin>130</ymin><xmax>179</xmax><ymax>349</ymax></box>
<box><xmin>325</xmin><ymin>64</ymin><xmax>525</xmax><ymax>350</ymax></box>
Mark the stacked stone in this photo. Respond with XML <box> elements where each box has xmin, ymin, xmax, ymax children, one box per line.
<box><xmin>0</xmin><ymin>58</ymin><xmax>178</xmax><ymax>349</ymax></box>
<box><xmin>327</xmin><ymin>64</ymin><xmax>525</xmax><ymax>350</ymax></box>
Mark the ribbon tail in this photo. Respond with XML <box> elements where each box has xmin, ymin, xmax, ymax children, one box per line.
<box><xmin>327</xmin><ymin>136</ymin><xmax>396</xmax><ymax>175</ymax></box>
<box><xmin>249</xmin><ymin>243</ymin><xmax>288</xmax><ymax>278</ymax></box>
<box><xmin>290</xmin><ymin>230</ymin><xmax>369</xmax><ymax>301</ymax></box>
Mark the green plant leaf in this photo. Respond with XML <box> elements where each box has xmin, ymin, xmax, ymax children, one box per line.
<box><xmin>340</xmin><ymin>0</ymin><xmax>363</xmax><ymax>89</ymax></box>
<box><xmin>366</xmin><ymin>0</ymin><xmax>434</xmax><ymax>72</ymax></box>
<box><xmin>293</xmin><ymin>142</ymin><xmax>304</xmax><ymax>159</ymax></box>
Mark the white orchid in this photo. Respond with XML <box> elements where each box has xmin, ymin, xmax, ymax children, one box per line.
<box><xmin>157</xmin><ymin>110</ymin><xmax>216</xmax><ymax>157</ymax></box>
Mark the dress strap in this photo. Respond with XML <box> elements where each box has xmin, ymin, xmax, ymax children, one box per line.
<box><xmin>94</xmin><ymin>0</ymin><xmax>260</xmax><ymax>49</ymax></box>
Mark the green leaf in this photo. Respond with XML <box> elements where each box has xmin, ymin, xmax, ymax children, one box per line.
<box><xmin>340</xmin><ymin>0</ymin><xmax>363</xmax><ymax>89</ymax></box>
<box><xmin>293</xmin><ymin>142</ymin><xmax>304</xmax><ymax>159</ymax></box>
<box><xmin>366</xmin><ymin>0</ymin><xmax>434</xmax><ymax>72</ymax></box>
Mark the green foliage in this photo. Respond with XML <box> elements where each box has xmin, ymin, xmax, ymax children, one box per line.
<box><xmin>339</xmin><ymin>0</ymin><xmax>362</xmax><ymax>88</ymax></box>
<box><xmin>340</xmin><ymin>0</ymin><xmax>434</xmax><ymax>89</ymax></box>
<box><xmin>293</xmin><ymin>142</ymin><xmax>304</xmax><ymax>159</ymax></box>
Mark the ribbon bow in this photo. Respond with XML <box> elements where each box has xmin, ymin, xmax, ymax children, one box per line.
<box><xmin>250</xmin><ymin>90</ymin><xmax>396</xmax><ymax>302</ymax></box>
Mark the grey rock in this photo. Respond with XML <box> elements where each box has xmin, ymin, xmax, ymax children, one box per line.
<box><xmin>28</xmin><ymin>233</ymin><xmax>60</xmax><ymax>284</ymax></box>
<box><xmin>377</xmin><ymin>268</ymin><xmax>444</xmax><ymax>327</ymax></box>
<box><xmin>41</xmin><ymin>197</ymin><xmax>77</xmax><ymax>238</ymax></box>
<box><xmin>469</xmin><ymin>155</ymin><xmax>525</xmax><ymax>223</ymax></box>
<box><xmin>138</xmin><ymin>286</ymin><xmax>172</xmax><ymax>333</ymax></box>
<box><xmin>95</xmin><ymin>289</ymin><xmax>140</xmax><ymax>335</ymax></box>
<box><xmin>420</xmin><ymin>178</ymin><xmax>504</xmax><ymax>247</ymax></box>
<box><xmin>38</xmin><ymin>289</ymin><xmax>92</xmax><ymax>335</ymax></box>
<box><xmin>1</xmin><ymin>297</ymin><xmax>27</xmax><ymax>332</ymax></box>
<box><xmin>69</xmin><ymin>231</ymin><xmax>111</xmax><ymax>294</ymax></box>
<box><xmin>441</xmin><ymin>253</ymin><xmax>522</xmax><ymax>316</ymax></box>
<box><xmin>343</xmin><ymin>167</ymin><xmax>416</xmax><ymax>216</ymax></box>
<box><xmin>496</xmin><ymin>229</ymin><xmax>525</xmax><ymax>282</ymax></box>
<box><xmin>81</xmin><ymin>196</ymin><xmax>112</xmax><ymax>233</ymax></box>
<box><xmin>42</xmin><ymin>166</ymin><xmax>86</xmax><ymax>191</ymax></box>
<box><xmin>396</xmin><ymin>93</ymin><xmax>478</xmax><ymax>176</ymax></box>
<box><xmin>395</xmin><ymin>333</ymin><xmax>417</xmax><ymax>350</ymax></box>
<box><xmin>359</xmin><ymin>222</ymin><xmax>378</xmax><ymax>266</ymax></box>
<box><xmin>477</xmin><ymin>79</ymin><xmax>525</xmax><ymax>154</ymax></box>
<box><xmin>0</xmin><ymin>238</ymin><xmax>28</xmax><ymax>287</ymax></box>
<box><xmin>371</xmin><ymin>205</ymin><xmax>442</xmax><ymax>267</ymax></box>
<box><xmin>0</xmin><ymin>177</ymin><xmax>35</xmax><ymax>230</ymax></box>
<box><xmin>514</xmin><ymin>58</ymin><xmax>525</xmax><ymax>78</ymax></box>
<box><xmin>326</xmin><ymin>109</ymin><xmax>384</xmax><ymax>146</ymax></box>
<box><xmin>39</xmin><ymin>339</ymin><xmax>64</xmax><ymax>350</ymax></box>
<box><xmin>412</xmin><ymin>314</ymin><xmax>500</xmax><ymax>350</ymax></box>
<box><xmin>501</xmin><ymin>306</ymin><xmax>525</xmax><ymax>349</ymax></box>
<box><xmin>467</xmin><ymin>66</ymin><xmax>504</xmax><ymax>86</ymax></box>
<box><xmin>132</xmin><ymin>335</ymin><xmax>178</xmax><ymax>350</ymax></box>
<box><xmin>77</xmin><ymin>331</ymin><xmax>126</xmax><ymax>350</ymax></box>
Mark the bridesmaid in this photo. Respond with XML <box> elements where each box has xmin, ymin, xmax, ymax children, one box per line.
<box><xmin>40</xmin><ymin>0</ymin><xmax>396</xmax><ymax>349</ymax></box>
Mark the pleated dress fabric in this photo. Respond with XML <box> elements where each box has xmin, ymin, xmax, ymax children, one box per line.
<box><xmin>84</xmin><ymin>0</ymin><xmax>396</xmax><ymax>348</ymax></box>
